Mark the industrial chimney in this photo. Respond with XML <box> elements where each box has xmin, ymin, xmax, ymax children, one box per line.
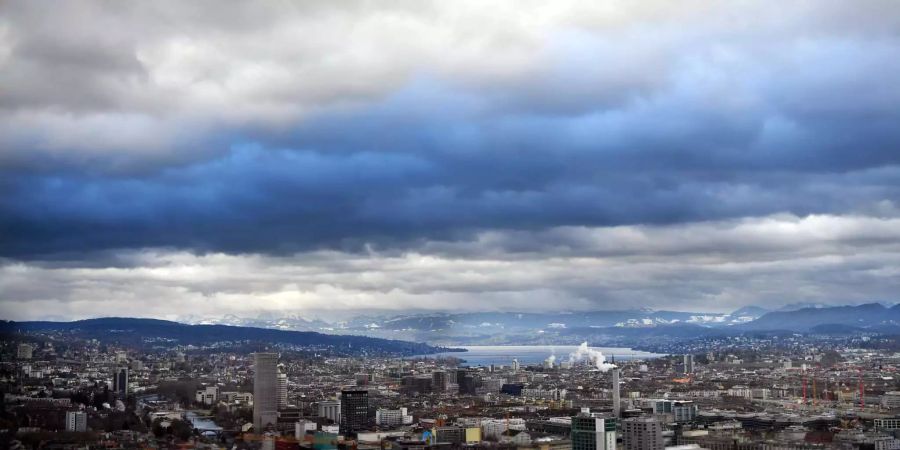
<box><xmin>612</xmin><ymin>368</ymin><xmax>621</xmax><ymax>417</ymax></box>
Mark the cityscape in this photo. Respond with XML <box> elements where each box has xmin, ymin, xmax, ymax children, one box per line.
<box><xmin>3</xmin><ymin>1</ymin><xmax>900</xmax><ymax>449</ymax></box>
<box><xmin>7</xmin><ymin>310</ymin><xmax>900</xmax><ymax>449</ymax></box>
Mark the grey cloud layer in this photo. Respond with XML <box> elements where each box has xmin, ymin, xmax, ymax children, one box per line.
<box><xmin>2</xmin><ymin>1</ymin><xmax>900</xmax><ymax>315</ymax></box>
<box><xmin>2</xmin><ymin>215</ymin><xmax>900</xmax><ymax>320</ymax></box>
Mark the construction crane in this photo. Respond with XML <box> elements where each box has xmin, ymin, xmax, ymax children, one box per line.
<box><xmin>802</xmin><ymin>374</ymin><xmax>807</xmax><ymax>406</ymax></box>
<box><xmin>859</xmin><ymin>368</ymin><xmax>865</xmax><ymax>408</ymax></box>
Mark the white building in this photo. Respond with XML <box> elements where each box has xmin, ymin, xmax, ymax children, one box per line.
<box><xmin>876</xmin><ymin>418</ymin><xmax>900</xmax><ymax>430</ymax></box>
<box><xmin>483</xmin><ymin>418</ymin><xmax>526</xmax><ymax>439</ymax></box>
<box><xmin>376</xmin><ymin>407</ymin><xmax>412</xmax><ymax>427</ymax></box>
<box><xmin>66</xmin><ymin>411</ymin><xmax>87</xmax><ymax>432</ymax></box>
<box><xmin>319</xmin><ymin>400</ymin><xmax>341</xmax><ymax>424</ymax></box>
<box><xmin>277</xmin><ymin>372</ymin><xmax>288</xmax><ymax>408</ymax></box>
<box><xmin>726</xmin><ymin>386</ymin><xmax>752</xmax><ymax>399</ymax></box>
<box><xmin>883</xmin><ymin>392</ymin><xmax>900</xmax><ymax>409</ymax></box>
<box><xmin>522</xmin><ymin>388</ymin><xmax>566</xmax><ymax>401</ymax></box>
<box><xmin>195</xmin><ymin>386</ymin><xmax>219</xmax><ymax>405</ymax></box>
<box><xmin>221</xmin><ymin>391</ymin><xmax>253</xmax><ymax>404</ymax></box>
<box><xmin>295</xmin><ymin>419</ymin><xmax>317</xmax><ymax>438</ymax></box>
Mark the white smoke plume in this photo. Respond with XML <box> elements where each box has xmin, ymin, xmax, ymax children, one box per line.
<box><xmin>568</xmin><ymin>342</ymin><xmax>617</xmax><ymax>372</ymax></box>
<box><xmin>546</xmin><ymin>354</ymin><xmax>557</xmax><ymax>366</ymax></box>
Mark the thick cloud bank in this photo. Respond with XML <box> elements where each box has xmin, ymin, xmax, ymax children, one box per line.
<box><xmin>2</xmin><ymin>1</ymin><xmax>900</xmax><ymax>318</ymax></box>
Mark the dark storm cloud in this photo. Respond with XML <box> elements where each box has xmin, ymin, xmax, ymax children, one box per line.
<box><xmin>3</xmin><ymin>68</ymin><xmax>900</xmax><ymax>258</ymax></box>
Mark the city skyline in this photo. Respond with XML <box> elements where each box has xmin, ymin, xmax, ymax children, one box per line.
<box><xmin>3</xmin><ymin>2</ymin><xmax>900</xmax><ymax>320</ymax></box>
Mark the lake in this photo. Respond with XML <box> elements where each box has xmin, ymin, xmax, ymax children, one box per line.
<box><xmin>418</xmin><ymin>345</ymin><xmax>663</xmax><ymax>367</ymax></box>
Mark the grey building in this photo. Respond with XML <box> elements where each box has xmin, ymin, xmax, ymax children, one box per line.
<box><xmin>622</xmin><ymin>416</ymin><xmax>664</xmax><ymax>450</ymax></box>
<box><xmin>66</xmin><ymin>411</ymin><xmax>87</xmax><ymax>432</ymax></box>
<box><xmin>319</xmin><ymin>400</ymin><xmax>341</xmax><ymax>424</ymax></box>
<box><xmin>253</xmin><ymin>353</ymin><xmax>279</xmax><ymax>432</ymax></box>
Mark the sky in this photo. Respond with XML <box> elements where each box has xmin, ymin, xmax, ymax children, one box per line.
<box><xmin>2</xmin><ymin>1</ymin><xmax>900</xmax><ymax>321</ymax></box>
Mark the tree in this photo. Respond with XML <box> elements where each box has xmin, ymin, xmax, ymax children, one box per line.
<box><xmin>169</xmin><ymin>419</ymin><xmax>193</xmax><ymax>441</ymax></box>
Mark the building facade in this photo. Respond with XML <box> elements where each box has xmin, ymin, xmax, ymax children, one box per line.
<box><xmin>340</xmin><ymin>389</ymin><xmax>369</xmax><ymax>434</ymax></box>
<box><xmin>622</xmin><ymin>416</ymin><xmax>664</xmax><ymax>450</ymax></box>
<box><xmin>17</xmin><ymin>343</ymin><xmax>33</xmax><ymax>360</ymax></box>
<box><xmin>571</xmin><ymin>414</ymin><xmax>616</xmax><ymax>450</ymax></box>
<box><xmin>253</xmin><ymin>352</ymin><xmax>279</xmax><ymax>432</ymax></box>
<box><xmin>319</xmin><ymin>400</ymin><xmax>341</xmax><ymax>425</ymax></box>
<box><xmin>66</xmin><ymin>411</ymin><xmax>87</xmax><ymax>432</ymax></box>
<box><xmin>277</xmin><ymin>372</ymin><xmax>288</xmax><ymax>409</ymax></box>
<box><xmin>113</xmin><ymin>367</ymin><xmax>128</xmax><ymax>398</ymax></box>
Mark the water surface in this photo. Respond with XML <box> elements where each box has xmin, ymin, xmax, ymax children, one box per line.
<box><xmin>419</xmin><ymin>345</ymin><xmax>663</xmax><ymax>367</ymax></box>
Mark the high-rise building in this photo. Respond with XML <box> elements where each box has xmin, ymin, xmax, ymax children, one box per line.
<box><xmin>66</xmin><ymin>411</ymin><xmax>87</xmax><ymax>432</ymax></box>
<box><xmin>17</xmin><ymin>343</ymin><xmax>33</xmax><ymax>360</ymax></box>
<box><xmin>277</xmin><ymin>372</ymin><xmax>288</xmax><ymax>409</ymax></box>
<box><xmin>512</xmin><ymin>359</ymin><xmax>520</xmax><ymax>372</ymax></box>
<box><xmin>113</xmin><ymin>367</ymin><xmax>128</xmax><ymax>398</ymax></box>
<box><xmin>401</xmin><ymin>375</ymin><xmax>433</xmax><ymax>394</ymax></box>
<box><xmin>571</xmin><ymin>413</ymin><xmax>616</xmax><ymax>450</ymax></box>
<box><xmin>432</xmin><ymin>370</ymin><xmax>448</xmax><ymax>392</ymax></box>
<box><xmin>622</xmin><ymin>416</ymin><xmax>664</xmax><ymax>450</ymax></box>
<box><xmin>458</xmin><ymin>371</ymin><xmax>478</xmax><ymax>395</ymax></box>
<box><xmin>340</xmin><ymin>389</ymin><xmax>369</xmax><ymax>434</ymax></box>
<box><xmin>253</xmin><ymin>353</ymin><xmax>279</xmax><ymax>432</ymax></box>
<box><xmin>318</xmin><ymin>400</ymin><xmax>341</xmax><ymax>424</ymax></box>
<box><xmin>683</xmin><ymin>354</ymin><xmax>694</xmax><ymax>374</ymax></box>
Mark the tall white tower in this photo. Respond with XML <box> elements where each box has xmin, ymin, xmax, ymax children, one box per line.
<box><xmin>612</xmin><ymin>368</ymin><xmax>621</xmax><ymax>417</ymax></box>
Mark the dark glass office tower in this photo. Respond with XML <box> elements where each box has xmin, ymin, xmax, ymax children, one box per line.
<box><xmin>340</xmin><ymin>389</ymin><xmax>369</xmax><ymax>434</ymax></box>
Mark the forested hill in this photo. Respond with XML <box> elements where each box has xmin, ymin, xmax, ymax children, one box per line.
<box><xmin>0</xmin><ymin>317</ymin><xmax>458</xmax><ymax>357</ymax></box>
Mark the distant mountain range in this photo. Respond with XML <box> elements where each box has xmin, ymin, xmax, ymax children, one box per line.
<box><xmin>0</xmin><ymin>317</ymin><xmax>454</xmax><ymax>357</ymax></box>
<box><xmin>160</xmin><ymin>303</ymin><xmax>897</xmax><ymax>346</ymax></box>
<box><xmin>739</xmin><ymin>303</ymin><xmax>900</xmax><ymax>332</ymax></box>
<box><xmin>11</xmin><ymin>303</ymin><xmax>894</xmax><ymax>351</ymax></box>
